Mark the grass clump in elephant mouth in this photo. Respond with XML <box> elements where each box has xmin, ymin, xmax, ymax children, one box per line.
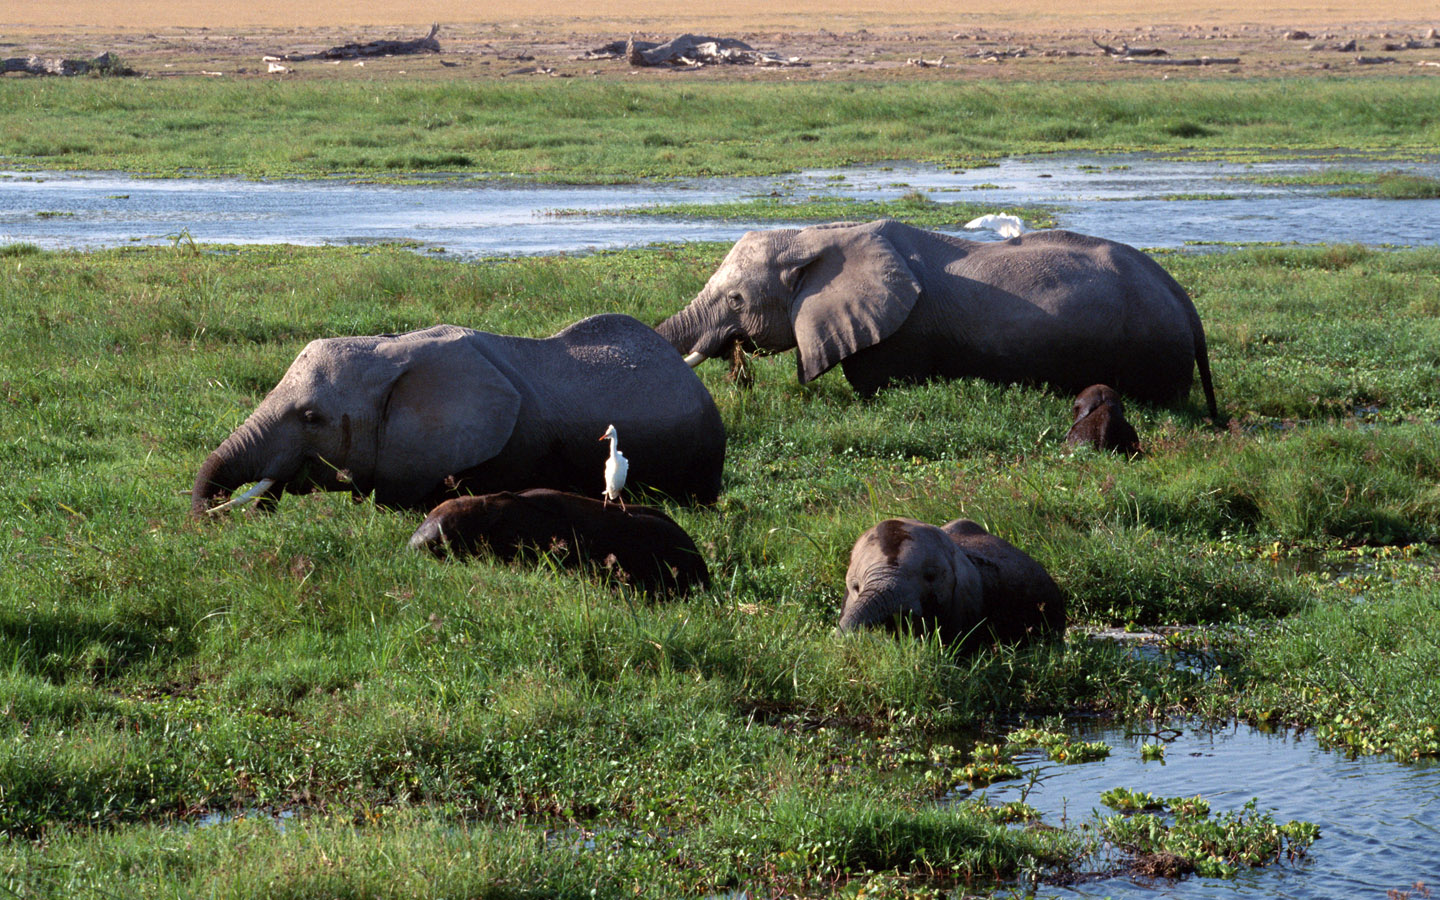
<box><xmin>2</xmin><ymin>241</ymin><xmax>1439</xmax><ymax>895</ymax></box>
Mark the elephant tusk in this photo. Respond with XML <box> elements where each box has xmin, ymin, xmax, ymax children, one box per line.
<box><xmin>683</xmin><ymin>351</ymin><xmax>707</xmax><ymax>368</ymax></box>
<box><xmin>204</xmin><ymin>478</ymin><xmax>277</xmax><ymax>515</ymax></box>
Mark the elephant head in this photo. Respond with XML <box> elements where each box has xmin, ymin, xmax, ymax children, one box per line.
<box><xmin>656</xmin><ymin>223</ymin><xmax>921</xmax><ymax>384</ymax></box>
<box><xmin>191</xmin><ymin>325</ymin><xmax>520</xmax><ymax>515</ymax></box>
<box><xmin>837</xmin><ymin>518</ymin><xmax>984</xmax><ymax>642</ymax></box>
<box><xmin>1065</xmin><ymin>384</ymin><xmax>1141</xmax><ymax>455</ymax></box>
<box><xmin>838</xmin><ymin>517</ymin><xmax>1066</xmax><ymax>650</ymax></box>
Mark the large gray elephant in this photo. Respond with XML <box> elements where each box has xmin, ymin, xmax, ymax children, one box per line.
<box><xmin>837</xmin><ymin>517</ymin><xmax>1065</xmax><ymax>652</ymax></box>
<box><xmin>657</xmin><ymin>219</ymin><xmax>1217</xmax><ymax>416</ymax></box>
<box><xmin>190</xmin><ymin>314</ymin><xmax>726</xmax><ymax>515</ymax></box>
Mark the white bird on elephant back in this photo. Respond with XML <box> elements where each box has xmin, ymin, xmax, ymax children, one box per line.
<box><xmin>963</xmin><ymin>213</ymin><xmax>1027</xmax><ymax>239</ymax></box>
<box><xmin>599</xmin><ymin>423</ymin><xmax>628</xmax><ymax>510</ymax></box>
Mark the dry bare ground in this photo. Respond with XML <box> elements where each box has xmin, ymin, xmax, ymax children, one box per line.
<box><xmin>3</xmin><ymin>0</ymin><xmax>1438</xmax><ymax>80</ymax></box>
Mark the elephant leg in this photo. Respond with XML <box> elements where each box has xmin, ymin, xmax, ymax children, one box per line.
<box><xmin>839</xmin><ymin>337</ymin><xmax>938</xmax><ymax>396</ymax></box>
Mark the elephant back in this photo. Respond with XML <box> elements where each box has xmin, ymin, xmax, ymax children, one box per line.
<box><xmin>941</xmin><ymin>519</ymin><xmax>1066</xmax><ymax>647</ymax></box>
<box><xmin>458</xmin><ymin>314</ymin><xmax>726</xmax><ymax>505</ymax></box>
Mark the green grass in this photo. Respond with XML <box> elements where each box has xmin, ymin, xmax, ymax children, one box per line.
<box><xmin>1237</xmin><ymin>170</ymin><xmax>1440</xmax><ymax>198</ymax></box>
<box><xmin>555</xmin><ymin>193</ymin><xmax>1057</xmax><ymax>229</ymax></box>
<box><xmin>2</xmin><ymin>79</ymin><xmax>1438</xmax><ymax>180</ymax></box>
<box><xmin>2</xmin><ymin>241</ymin><xmax>1438</xmax><ymax>893</ymax></box>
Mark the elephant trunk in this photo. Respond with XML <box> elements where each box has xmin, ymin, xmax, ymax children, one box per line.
<box><xmin>190</xmin><ymin>420</ymin><xmax>272</xmax><ymax>516</ymax></box>
<box><xmin>655</xmin><ymin>302</ymin><xmax>714</xmax><ymax>363</ymax></box>
<box><xmin>837</xmin><ymin>585</ymin><xmax>910</xmax><ymax>633</ymax></box>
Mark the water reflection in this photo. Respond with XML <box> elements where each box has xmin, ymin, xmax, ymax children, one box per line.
<box><xmin>3</xmin><ymin>153</ymin><xmax>1437</xmax><ymax>256</ymax></box>
<box><xmin>956</xmin><ymin>723</ymin><xmax>1440</xmax><ymax>898</ymax></box>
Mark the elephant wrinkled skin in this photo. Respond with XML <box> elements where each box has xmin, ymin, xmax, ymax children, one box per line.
<box><xmin>408</xmin><ymin>488</ymin><xmax>710</xmax><ymax>596</ymax></box>
<box><xmin>657</xmin><ymin>219</ymin><xmax>1217</xmax><ymax>415</ymax></box>
<box><xmin>191</xmin><ymin>314</ymin><xmax>726</xmax><ymax>515</ymax></box>
<box><xmin>837</xmin><ymin>517</ymin><xmax>1065</xmax><ymax>652</ymax></box>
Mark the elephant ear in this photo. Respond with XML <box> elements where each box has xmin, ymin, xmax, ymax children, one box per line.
<box><xmin>785</xmin><ymin>226</ymin><xmax>921</xmax><ymax>384</ymax></box>
<box><xmin>373</xmin><ymin>328</ymin><xmax>521</xmax><ymax>505</ymax></box>
<box><xmin>943</xmin><ymin>538</ymin><xmax>985</xmax><ymax>628</ymax></box>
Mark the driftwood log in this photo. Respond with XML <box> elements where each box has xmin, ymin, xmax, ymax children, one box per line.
<box><xmin>583</xmin><ymin>34</ymin><xmax>805</xmax><ymax>67</ymax></box>
<box><xmin>1118</xmin><ymin>56</ymin><xmax>1240</xmax><ymax>65</ymax></box>
<box><xmin>2</xmin><ymin>52</ymin><xmax>132</xmax><ymax>76</ymax></box>
<box><xmin>284</xmin><ymin>24</ymin><xmax>441</xmax><ymax>61</ymax></box>
<box><xmin>1092</xmin><ymin>37</ymin><xmax>1168</xmax><ymax>57</ymax></box>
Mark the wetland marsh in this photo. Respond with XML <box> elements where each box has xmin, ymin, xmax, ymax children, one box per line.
<box><xmin>3</xmin><ymin>25</ymin><xmax>1440</xmax><ymax>897</ymax></box>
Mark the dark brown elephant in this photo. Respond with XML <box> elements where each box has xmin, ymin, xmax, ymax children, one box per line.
<box><xmin>408</xmin><ymin>488</ymin><xmax>710</xmax><ymax>596</ymax></box>
<box><xmin>191</xmin><ymin>314</ymin><xmax>726</xmax><ymax>516</ymax></box>
<box><xmin>1065</xmin><ymin>384</ymin><xmax>1141</xmax><ymax>455</ymax></box>
<box><xmin>837</xmin><ymin>517</ymin><xmax>1065</xmax><ymax>652</ymax></box>
<box><xmin>657</xmin><ymin>219</ymin><xmax>1217</xmax><ymax>415</ymax></box>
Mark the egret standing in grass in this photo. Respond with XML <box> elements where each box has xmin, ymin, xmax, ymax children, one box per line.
<box><xmin>599</xmin><ymin>423</ymin><xmax>628</xmax><ymax>510</ymax></box>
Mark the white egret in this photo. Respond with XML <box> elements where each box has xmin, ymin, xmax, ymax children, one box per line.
<box><xmin>963</xmin><ymin>213</ymin><xmax>1028</xmax><ymax>239</ymax></box>
<box><xmin>599</xmin><ymin>423</ymin><xmax>628</xmax><ymax>510</ymax></box>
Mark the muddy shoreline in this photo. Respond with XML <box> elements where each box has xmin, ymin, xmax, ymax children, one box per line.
<box><xmin>6</xmin><ymin>13</ymin><xmax>1439</xmax><ymax>82</ymax></box>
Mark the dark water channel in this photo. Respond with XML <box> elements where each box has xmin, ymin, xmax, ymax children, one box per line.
<box><xmin>957</xmin><ymin>723</ymin><xmax>1440</xmax><ymax>899</ymax></box>
<box><xmin>3</xmin><ymin>153</ymin><xmax>1437</xmax><ymax>255</ymax></box>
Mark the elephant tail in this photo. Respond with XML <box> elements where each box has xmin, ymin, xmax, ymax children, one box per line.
<box><xmin>1194</xmin><ymin>326</ymin><xmax>1218</xmax><ymax>420</ymax></box>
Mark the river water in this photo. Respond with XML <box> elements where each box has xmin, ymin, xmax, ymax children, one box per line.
<box><xmin>956</xmin><ymin>722</ymin><xmax>1440</xmax><ymax>899</ymax></box>
<box><xmin>3</xmin><ymin>153</ymin><xmax>1437</xmax><ymax>255</ymax></box>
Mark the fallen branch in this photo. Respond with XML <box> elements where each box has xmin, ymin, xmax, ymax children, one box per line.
<box><xmin>284</xmin><ymin>24</ymin><xmax>440</xmax><ymax>61</ymax></box>
<box><xmin>1092</xmin><ymin>37</ymin><xmax>1167</xmax><ymax>57</ymax></box>
<box><xmin>2</xmin><ymin>51</ymin><xmax>133</xmax><ymax>76</ymax></box>
<box><xmin>1118</xmin><ymin>56</ymin><xmax>1240</xmax><ymax>65</ymax></box>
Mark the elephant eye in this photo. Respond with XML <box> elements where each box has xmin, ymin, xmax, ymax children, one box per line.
<box><xmin>301</xmin><ymin>409</ymin><xmax>324</xmax><ymax>426</ymax></box>
<box><xmin>726</xmin><ymin>291</ymin><xmax>744</xmax><ymax>310</ymax></box>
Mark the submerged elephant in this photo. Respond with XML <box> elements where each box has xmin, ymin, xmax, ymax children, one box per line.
<box><xmin>190</xmin><ymin>314</ymin><xmax>726</xmax><ymax>515</ymax></box>
<box><xmin>408</xmin><ymin>488</ymin><xmax>710</xmax><ymax>596</ymax></box>
<box><xmin>1065</xmin><ymin>384</ymin><xmax>1141</xmax><ymax>455</ymax></box>
<box><xmin>837</xmin><ymin>517</ymin><xmax>1065</xmax><ymax>652</ymax></box>
<box><xmin>657</xmin><ymin>220</ymin><xmax>1217</xmax><ymax>415</ymax></box>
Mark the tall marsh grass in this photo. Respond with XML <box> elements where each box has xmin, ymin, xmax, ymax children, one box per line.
<box><xmin>4</xmin><ymin>79</ymin><xmax>1438</xmax><ymax>179</ymax></box>
<box><xmin>2</xmin><ymin>240</ymin><xmax>1438</xmax><ymax>892</ymax></box>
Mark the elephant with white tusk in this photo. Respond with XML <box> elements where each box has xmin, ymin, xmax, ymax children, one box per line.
<box><xmin>837</xmin><ymin>517</ymin><xmax>1066</xmax><ymax>652</ymax></box>
<box><xmin>190</xmin><ymin>314</ymin><xmax>726</xmax><ymax>516</ymax></box>
<box><xmin>657</xmin><ymin>219</ymin><xmax>1217</xmax><ymax>416</ymax></box>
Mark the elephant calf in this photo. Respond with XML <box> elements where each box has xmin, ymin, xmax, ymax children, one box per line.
<box><xmin>837</xmin><ymin>517</ymin><xmax>1065</xmax><ymax>652</ymax></box>
<box><xmin>1065</xmin><ymin>384</ymin><xmax>1141</xmax><ymax>455</ymax></box>
<box><xmin>408</xmin><ymin>488</ymin><xmax>710</xmax><ymax>597</ymax></box>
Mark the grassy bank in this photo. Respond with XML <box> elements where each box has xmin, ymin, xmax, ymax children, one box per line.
<box><xmin>2</xmin><ymin>241</ymin><xmax>1438</xmax><ymax>893</ymax></box>
<box><xmin>553</xmin><ymin>193</ymin><xmax>1058</xmax><ymax>229</ymax></box>
<box><xmin>3</xmin><ymin>78</ymin><xmax>1438</xmax><ymax>180</ymax></box>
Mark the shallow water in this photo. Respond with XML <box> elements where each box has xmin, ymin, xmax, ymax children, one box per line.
<box><xmin>956</xmin><ymin>723</ymin><xmax>1440</xmax><ymax>898</ymax></box>
<box><xmin>3</xmin><ymin>153</ymin><xmax>1437</xmax><ymax>256</ymax></box>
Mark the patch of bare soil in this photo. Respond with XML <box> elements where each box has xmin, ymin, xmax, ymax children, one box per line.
<box><xmin>3</xmin><ymin>1</ymin><xmax>1437</xmax><ymax>81</ymax></box>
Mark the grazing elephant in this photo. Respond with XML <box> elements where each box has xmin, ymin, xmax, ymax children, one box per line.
<box><xmin>1065</xmin><ymin>384</ymin><xmax>1141</xmax><ymax>455</ymax></box>
<box><xmin>408</xmin><ymin>489</ymin><xmax>710</xmax><ymax>596</ymax></box>
<box><xmin>837</xmin><ymin>517</ymin><xmax>1065</xmax><ymax>652</ymax></box>
<box><xmin>191</xmin><ymin>314</ymin><xmax>726</xmax><ymax>515</ymax></box>
<box><xmin>657</xmin><ymin>219</ymin><xmax>1217</xmax><ymax>415</ymax></box>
